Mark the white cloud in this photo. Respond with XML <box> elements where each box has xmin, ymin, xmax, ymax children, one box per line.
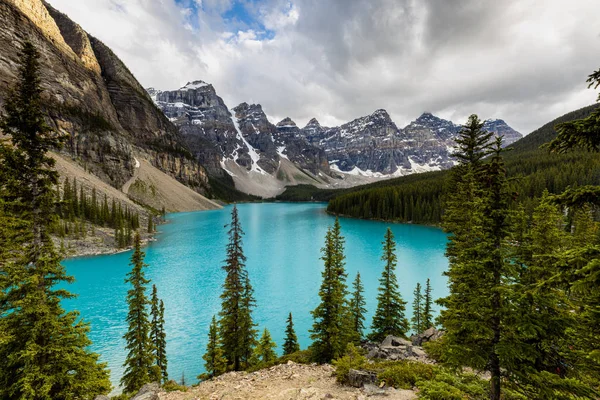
<box><xmin>47</xmin><ymin>0</ymin><xmax>600</xmax><ymax>132</ymax></box>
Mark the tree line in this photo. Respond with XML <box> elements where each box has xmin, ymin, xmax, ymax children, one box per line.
<box><xmin>327</xmin><ymin>105</ymin><xmax>600</xmax><ymax>224</ymax></box>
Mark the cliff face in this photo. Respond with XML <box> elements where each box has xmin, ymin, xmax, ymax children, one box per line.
<box><xmin>0</xmin><ymin>0</ymin><xmax>210</xmax><ymax>194</ymax></box>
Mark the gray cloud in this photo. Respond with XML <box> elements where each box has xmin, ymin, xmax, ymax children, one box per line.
<box><xmin>48</xmin><ymin>0</ymin><xmax>600</xmax><ymax>133</ymax></box>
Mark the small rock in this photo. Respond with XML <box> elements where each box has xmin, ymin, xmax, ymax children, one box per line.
<box><xmin>362</xmin><ymin>383</ymin><xmax>387</xmax><ymax>396</ymax></box>
<box><xmin>130</xmin><ymin>382</ymin><xmax>162</xmax><ymax>400</ymax></box>
<box><xmin>347</xmin><ymin>369</ymin><xmax>377</xmax><ymax>388</ymax></box>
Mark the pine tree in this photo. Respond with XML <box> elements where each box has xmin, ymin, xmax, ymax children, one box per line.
<box><xmin>369</xmin><ymin>228</ymin><xmax>409</xmax><ymax>342</ymax></box>
<box><xmin>199</xmin><ymin>316</ymin><xmax>226</xmax><ymax>380</ymax></box>
<box><xmin>218</xmin><ymin>205</ymin><xmax>257</xmax><ymax>371</ymax></box>
<box><xmin>504</xmin><ymin>193</ymin><xmax>597</xmax><ymax>398</ymax></box>
<box><xmin>254</xmin><ymin>328</ymin><xmax>277</xmax><ymax>364</ymax></box>
<box><xmin>239</xmin><ymin>275</ymin><xmax>258</xmax><ymax>369</ymax></box>
<box><xmin>422</xmin><ymin>278</ymin><xmax>434</xmax><ymax>329</ymax></box>
<box><xmin>438</xmin><ymin>132</ymin><xmax>512</xmax><ymax>400</ymax></box>
<box><xmin>283</xmin><ymin>312</ymin><xmax>300</xmax><ymax>355</ymax></box>
<box><xmin>0</xmin><ymin>41</ymin><xmax>110</xmax><ymax>399</ymax></box>
<box><xmin>411</xmin><ymin>282</ymin><xmax>423</xmax><ymax>334</ymax></box>
<box><xmin>148</xmin><ymin>214</ymin><xmax>154</xmax><ymax>233</ymax></box>
<box><xmin>451</xmin><ymin>114</ymin><xmax>493</xmax><ymax>166</ymax></box>
<box><xmin>150</xmin><ymin>285</ymin><xmax>168</xmax><ymax>383</ymax></box>
<box><xmin>310</xmin><ymin>218</ymin><xmax>351</xmax><ymax>363</ymax></box>
<box><xmin>349</xmin><ymin>272</ymin><xmax>367</xmax><ymax>342</ymax></box>
<box><xmin>121</xmin><ymin>233</ymin><xmax>154</xmax><ymax>394</ymax></box>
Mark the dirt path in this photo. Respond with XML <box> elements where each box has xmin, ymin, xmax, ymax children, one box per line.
<box><xmin>121</xmin><ymin>156</ymin><xmax>140</xmax><ymax>194</ymax></box>
<box><xmin>160</xmin><ymin>362</ymin><xmax>416</xmax><ymax>400</ymax></box>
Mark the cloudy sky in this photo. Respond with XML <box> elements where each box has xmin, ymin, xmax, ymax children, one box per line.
<box><xmin>49</xmin><ymin>0</ymin><xmax>600</xmax><ymax>134</ymax></box>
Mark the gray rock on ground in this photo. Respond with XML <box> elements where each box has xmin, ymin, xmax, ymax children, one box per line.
<box><xmin>347</xmin><ymin>369</ymin><xmax>377</xmax><ymax>388</ymax></box>
<box><xmin>130</xmin><ymin>382</ymin><xmax>163</xmax><ymax>400</ymax></box>
<box><xmin>410</xmin><ymin>327</ymin><xmax>444</xmax><ymax>346</ymax></box>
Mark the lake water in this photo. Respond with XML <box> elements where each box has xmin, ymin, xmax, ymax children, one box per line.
<box><xmin>62</xmin><ymin>202</ymin><xmax>449</xmax><ymax>387</ymax></box>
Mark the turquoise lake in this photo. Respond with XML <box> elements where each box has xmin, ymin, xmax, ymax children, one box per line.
<box><xmin>62</xmin><ymin>202</ymin><xmax>449</xmax><ymax>387</ymax></box>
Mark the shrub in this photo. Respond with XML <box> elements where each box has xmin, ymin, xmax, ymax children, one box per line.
<box><xmin>416</xmin><ymin>371</ymin><xmax>487</xmax><ymax>399</ymax></box>
<box><xmin>278</xmin><ymin>349</ymin><xmax>313</xmax><ymax>365</ymax></box>
<box><xmin>332</xmin><ymin>343</ymin><xmax>367</xmax><ymax>384</ymax></box>
<box><xmin>377</xmin><ymin>361</ymin><xmax>436</xmax><ymax>390</ymax></box>
<box><xmin>162</xmin><ymin>380</ymin><xmax>188</xmax><ymax>392</ymax></box>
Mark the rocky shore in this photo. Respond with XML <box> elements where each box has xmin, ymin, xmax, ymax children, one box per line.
<box><xmin>113</xmin><ymin>362</ymin><xmax>416</xmax><ymax>400</ymax></box>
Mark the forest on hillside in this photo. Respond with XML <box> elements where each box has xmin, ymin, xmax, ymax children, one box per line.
<box><xmin>325</xmin><ymin>104</ymin><xmax>600</xmax><ymax>223</ymax></box>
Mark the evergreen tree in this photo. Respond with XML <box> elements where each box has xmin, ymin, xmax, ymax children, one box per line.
<box><xmin>121</xmin><ymin>233</ymin><xmax>154</xmax><ymax>393</ymax></box>
<box><xmin>0</xmin><ymin>41</ymin><xmax>110</xmax><ymax>399</ymax></box>
<box><xmin>283</xmin><ymin>312</ymin><xmax>300</xmax><ymax>355</ymax></box>
<box><xmin>452</xmin><ymin>114</ymin><xmax>493</xmax><ymax>167</ymax></box>
<box><xmin>199</xmin><ymin>316</ymin><xmax>226</xmax><ymax>380</ymax></box>
<box><xmin>148</xmin><ymin>214</ymin><xmax>154</xmax><ymax>233</ymax></box>
<box><xmin>422</xmin><ymin>278</ymin><xmax>434</xmax><ymax>329</ymax></box>
<box><xmin>505</xmin><ymin>193</ymin><xmax>596</xmax><ymax>398</ymax></box>
<box><xmin>218</xmin><ymin>205</ymin><xmax>257</xmax><ymax>371</ymax></box>
<box><xmin>349</xmin><ymin>272</ymin><xmax>367</xmax><ymax>342</ymax></box>
<box><xmin>438</xmin><ymin>131</ymin><xmax>512</xmax><ymax>400</ymax></box>
<box><xmin>254</xmin><ymin>328</ymin><xmax>277</xmax><ymax>364</ymax></box>
<box><xmin>411</xmin><ymin>282</ymin><xmax>423</xmax><ymax>334</ymax></box>
<box><xmin>239</xmin><ymin>275</ymin><xmax>258</xmax><ymax>369</ymax></box>
<box><xmin>369</xmin><ymin>228</ymin><xmax>409</xmax><ymax>342</ymax></box>
<box><xmin>310</xmin><ymin>218</ymin><xmax>351</xmax><ymax>363</ymax></box>
<box><xmin>150</xmin><ymin>285</ymin><xmax>168</xmax><ymax>383</ymax></box>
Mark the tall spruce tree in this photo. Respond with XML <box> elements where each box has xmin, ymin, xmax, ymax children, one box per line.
<box><xmin>121</xmin><ymin>233</ymin><xmax>154</xmax><ymax>393</ymax></box>
<box><xmin>438</xmin><ymin>124</ymin><xmax>512</xmax><ymax>400</ymax></box>
<box><xmin>411</xmin><ymin>282</ymin><xmax>423</xmax><ymax>334</ymax></box>
<box><xmin>150</xmin><ymin>285</ymin><xmax>168</xmax><ymax>383</ymax></box>
<box><xmin>505</xmin><ymin>193</ymin><xmax>596</xmax><ymax>398</ymax></box>
<box><xmin>369</xmin><ymin>228</ymin><xmax>409</xmax><ymax>342</ymax></box>
<box><xmin>422</xmin><ymin>278</ymin><xmax>434</xmax><ymax>329</ymax></box>
<box><xmin>349</xmin><ymin>272</ymin><xmax>367</xmax><ymax>342</ymax></box>
<box><xmin>218</xmin><ymin>205</ymin><xmax>256</xmax><ymax>371</ymax></box>
<box><xmin>310</xmin><ymin>218</ymin><xmax>351</xmax><ymax>363</ymax></box>
<box><xmin>0</xmin><ymin>41</ymin><xmax>110</xmax><ymax>399</ymax></box>
<box><xmin>199</xmin><ymin>316</ymin><xmax>226</xmax><ymax>380</ymax></box>
<box><xmin>254</xmin><ymin>328</ymin><xmax>277</xmax><ymax>364</ymax></box>
<box><xmin>283</xmin><ymin>312</ymin><xmax>300</xmax><ymax>355</ymax></box>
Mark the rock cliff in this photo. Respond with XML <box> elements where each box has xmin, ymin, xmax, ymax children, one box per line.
<box><xmin>0</xmin><ymin>0</ymin><xmax>213</xmax><ymax>198</ymax></box>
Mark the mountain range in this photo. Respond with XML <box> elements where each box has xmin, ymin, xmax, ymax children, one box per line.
<box><xmin>147</xmin><ymin>81</ymin><xmax>522</xmax><ymax>196</ymax></box>
<box><xmin>0</xmin><ymin>0</ymin><xmax>521</xmax><ymax>203</ymax></box>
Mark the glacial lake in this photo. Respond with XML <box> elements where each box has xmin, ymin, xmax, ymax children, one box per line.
<box><xmin>62</xmin><ymin>202</ymin><xmax>449</xmax><ymax>387</ymax></box>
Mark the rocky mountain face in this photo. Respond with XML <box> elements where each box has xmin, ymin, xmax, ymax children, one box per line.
<box><xmin>151</xmin><ymin>82</ymin><xmax>332</xmax><ymax>197</ymax></box>
<box><xmin>0</xmin><ymin>0</ymin><xmax>211</xmax><ymax>196</ymax></box>
<box><xmin>150</xmin><ymin>77</ymin><xmax>522</xmax><ymax>188</ymax></box>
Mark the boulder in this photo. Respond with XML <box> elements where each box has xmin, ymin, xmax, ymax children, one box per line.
<box><xmin>381</xmin><ymin>335</ymin><xmax>412</xmax><ymax>348</ymax></box>
<box><xmin>130</xmin><ymin>382</ymin><xmax>163</xmax><ymax>400</ymax></box>
<box><xmin>93</xmin><ymin>396</ymin><xmax>109</xmax><ymax>400</ymax></box>
<box><xmin>347</xmin><ymin>369</ymin><xmax>377</xmax><ymax>388</ymax></box>
<box><xmin>411</xmin><ymin>328</ymin><xmax>444</xmax><ymax>346</ymax></box>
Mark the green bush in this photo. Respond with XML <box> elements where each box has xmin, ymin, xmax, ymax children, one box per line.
<box><xmin>110</xmin><ymin>394</ymin><xmax>129</xmax><ymax>400</ymax></box>
<box><xmin>377</xmin><ymin>361</ymin><xmax>436</xmax><ymax>390</ymax></box>
<box><xmin>162</xmin><ymin>380</ymin><xmax>188</xmax><ymax>392</ymax></box>
<box><xmin>416</xmin><ymin>371</ymin><xmax>487</xmax><ymax>399</ymax></box>
<box><xmin>278</xmin><ymin>349</ymin><xmax>313</xmax><ymax>365</ymax></box>
<box><xmin>332</xmin><ymin>343</ymin><xmax>367</xmax><ymax>384</ymax></box>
